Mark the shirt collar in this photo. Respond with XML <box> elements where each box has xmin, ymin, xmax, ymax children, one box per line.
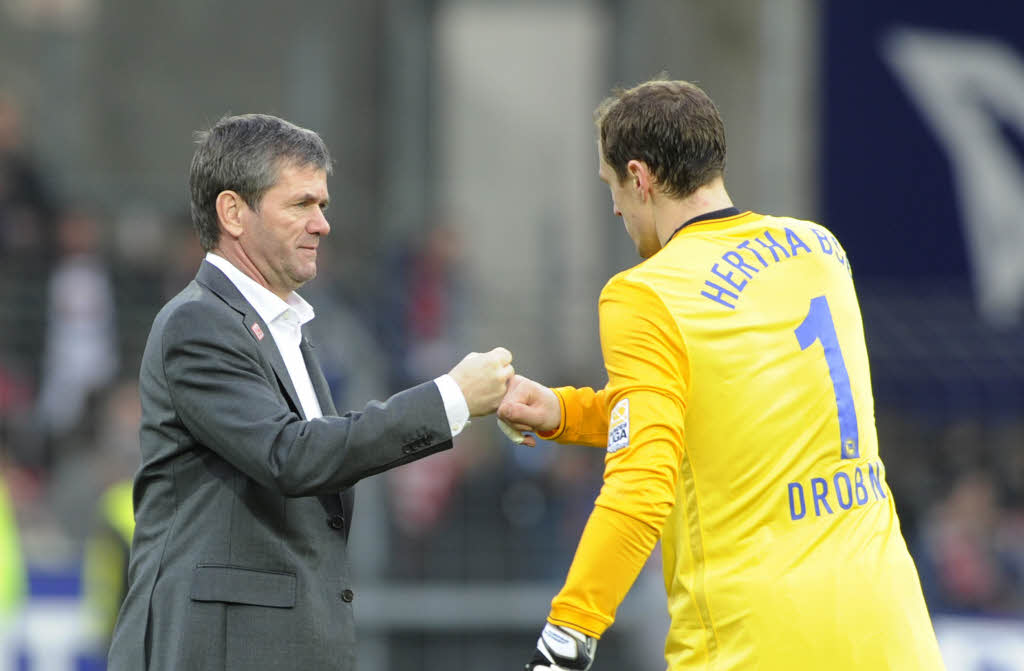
<box><xmin>665</xmin><ymin>206</ymin><xmax>743</xmax><ymax>245</ymax></box>
<box><xmin>205</xmin><ymin>252</ymin><xmax>315</xmax><ymax>327</ymax></box>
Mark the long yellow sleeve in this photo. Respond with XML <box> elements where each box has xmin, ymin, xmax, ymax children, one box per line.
<box><xmin>544</xmin><ymin>277</ymin><xmax>689</xmax><ymax>637</ymax></box>
<box><xmin>548</xmin><ymin>504</ymin><xmax>660</xmax><ymax>637</ymax></box>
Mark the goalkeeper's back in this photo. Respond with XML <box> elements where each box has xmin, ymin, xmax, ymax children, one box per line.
<box><xmin>635</xmin><ymin>210</ymin><xmax>944</xmax><ymax>669</ymax></box>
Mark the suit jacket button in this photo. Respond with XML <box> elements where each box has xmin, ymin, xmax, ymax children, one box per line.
<box><xmin>340</xmin><ymin>589</ymin><xmax>355</xmax><ymax>602</ymax></box>
<box><xmin>327</xmin><ymin>514</ymin><xmax>345</xmax><ymax>530</ymax></box>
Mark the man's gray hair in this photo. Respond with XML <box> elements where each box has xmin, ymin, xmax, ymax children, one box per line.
<box><xmin>189</xmin><ymin>114</ymin><xmax>332</xmax><ymax>251</ymax></box>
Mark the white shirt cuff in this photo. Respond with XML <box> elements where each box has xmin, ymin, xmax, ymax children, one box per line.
<box><xmin>434</xmin><ymin>374</ymin><xmax>471</xmax><ymax>437</ymax></box>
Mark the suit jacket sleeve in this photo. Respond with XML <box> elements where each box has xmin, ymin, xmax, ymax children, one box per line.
<box><xmin>156</xmin><ymin>297</ymin><xmax>450</xmax><ymax>496</ymax></box>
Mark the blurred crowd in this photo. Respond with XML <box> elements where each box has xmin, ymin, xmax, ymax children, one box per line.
<box><xmin>885</xmin><ymin>415</ymin><xmax>1024</xmax><ymax>618</ymax></box>
<box><xmin>0</xmin><ymin>85</ymin><xmax>1022</xmax><ymax>664</ymax></box>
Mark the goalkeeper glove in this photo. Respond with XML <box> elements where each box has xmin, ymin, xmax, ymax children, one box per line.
<box><xmin>524</xmin><ymin>623</ymin><xmax>597</xmax><ymax>670</ymax></box>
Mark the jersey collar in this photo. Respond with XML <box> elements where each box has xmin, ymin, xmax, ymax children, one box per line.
<box><xmin>665</xmin><ymin>206</ymin><xmax>743</xmax><ymax>244</ymax></box>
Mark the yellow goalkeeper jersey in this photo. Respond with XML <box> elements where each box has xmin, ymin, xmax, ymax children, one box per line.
<box><xmin>544</xmin><ymin>209</ymin><xmax>945</xmax><ymax>670</ymax></box>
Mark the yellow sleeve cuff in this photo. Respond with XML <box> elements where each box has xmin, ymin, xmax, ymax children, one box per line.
<box><xmin>535</xmin><ymin>386</ymin><xmax>569</xmax><ymax>440</ymax></box>
<box><xmin>539</xmin><ymin>386</ymin><xmax>609</xmax><ymax>448</ymax></box>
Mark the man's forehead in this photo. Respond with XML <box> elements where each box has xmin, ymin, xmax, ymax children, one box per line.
<box><xmin>272</xmin><ymin>161</ymin><xmax>329</xmax><ymax>192</ymax></box>
<box><xmin>275</xmin><ymin>159</ymin><xmax>327</xmax><ymax>179</ymax></box>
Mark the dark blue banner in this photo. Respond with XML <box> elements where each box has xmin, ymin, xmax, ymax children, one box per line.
<box><xmin>823</xmin><ymin>2</ymin><xmax>1024</xmax><ymax>413</ymax></box>
<box><xmin>823</xmin><ymin>1</ymin><xmax>1024</xmax><ymax>325</ymax></box>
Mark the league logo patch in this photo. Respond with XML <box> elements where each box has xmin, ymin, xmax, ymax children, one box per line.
<box><xmin>607</xmin><ymin>398</ymin><xmax>630</xmax><ymax>452</ymax></box>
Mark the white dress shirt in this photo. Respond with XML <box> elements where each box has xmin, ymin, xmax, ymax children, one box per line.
<box><xmin>205</xmin><ymin>253</ymin><xmax>469</xmax><ymax>434</ymax></box>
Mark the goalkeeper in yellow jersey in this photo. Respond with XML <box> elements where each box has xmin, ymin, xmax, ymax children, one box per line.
<box><xmin>498</xmin><ymin>78</ymin><xmax>946</xmax><ymax>670</ymax></box>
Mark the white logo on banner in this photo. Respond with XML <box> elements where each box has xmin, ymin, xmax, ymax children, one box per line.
<box><xmin>882</xmin><ymin>28</ymin><xmax>1024</xmax><ymax>327</ymax></box>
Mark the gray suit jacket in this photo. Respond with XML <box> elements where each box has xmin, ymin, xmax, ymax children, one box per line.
<box><xmin>108</xmin><ymin>261</ymin><xmax>453</xmax><ymax>671</ymax></box>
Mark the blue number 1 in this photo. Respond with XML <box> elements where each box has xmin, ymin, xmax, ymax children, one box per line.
<box><xmin>794</xmin><ymin>295</ymin><xmax>859</xmax><ymax>459</ymax></box>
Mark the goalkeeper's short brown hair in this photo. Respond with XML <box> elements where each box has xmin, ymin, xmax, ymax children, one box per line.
<box><xmin>595</xmin><ymin>78</ymin><xmax>726</xmax><ymax>199</ymax></box>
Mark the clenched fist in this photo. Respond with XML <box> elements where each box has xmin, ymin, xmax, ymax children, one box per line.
<box><xmin>448</xmin><ymin>347</ymin><xmax>515</xmax><ymax>416</ymax></box>
<box><xmin>497</xmin><ymin>375</ymin><xmax>561</xmax><ymax>446</ymax></box>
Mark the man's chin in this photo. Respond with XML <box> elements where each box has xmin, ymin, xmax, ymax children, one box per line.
<box><xmin>289</xmin><ymin>266</ymin><xmax>317</xmax><ymax>289</ymax></box>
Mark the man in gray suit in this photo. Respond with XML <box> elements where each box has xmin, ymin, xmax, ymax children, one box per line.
<box><xmin>107</xmin><ymin>113</ymin><xmax>514</xmax><ymax>670</ymax></box>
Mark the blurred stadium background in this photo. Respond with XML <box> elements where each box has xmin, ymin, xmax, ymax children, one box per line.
<box><xmin>1</xmin><ymin>0</ymin><xmax>1023</xmax><ymax>669</ymax></box>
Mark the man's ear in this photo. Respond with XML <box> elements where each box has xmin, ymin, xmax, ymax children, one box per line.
<box><xmin>215</xmin><ymin>190</ymin><xmax>246</xmax><ymax>239</ymax></box>
<box><xmin>626</xmin><ymin>160</ymin><xmax>653</xmax><ymax>200</ymax></box>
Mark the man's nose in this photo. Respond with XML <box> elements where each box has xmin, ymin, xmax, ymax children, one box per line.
<box><xmin>310</xmin><ymin>208</ymin><xmax>330</xmax><ymax>236</ymax></box>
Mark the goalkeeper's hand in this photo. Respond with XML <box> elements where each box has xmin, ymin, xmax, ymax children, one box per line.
<box><xmin>524</xmin><ymin>623</ymin><xmax>597</xmax><ymax>670</ymax></box>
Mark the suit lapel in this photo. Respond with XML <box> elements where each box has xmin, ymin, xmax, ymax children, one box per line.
<box><xmin>301</xmin><ymin>334</ymin><xmax>337</xmax><ymax>416</ymax></box>
<box><xmin>253</xmin><ymin>319</ymin><xmax>305</xmax><ymax>418</ymax></box>
<box><xmin>301</xmin><ymin>330</ymin><xmax>354</xmax><ymax>532</ymax></box>
<box><xmin>196</xmin><ymin>261</ymin><xmax>305</xmax><ymax>418</ymax></box>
